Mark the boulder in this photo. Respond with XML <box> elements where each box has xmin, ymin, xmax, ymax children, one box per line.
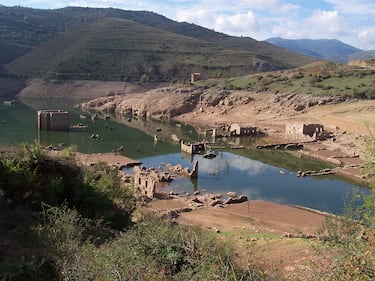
<box><xmin>224</xmin><ymin>195</ymin><xmax>248</xmax><ymax>204</ymax></box>
<box><xmin>210</xmin><ymin>199</ymin><xmax>224</xmax><ymax>207</ymax></box>
<box><xmin>226</xmin><ymin>191</ymin><xmax>237</xmax><ymax>198</ymax></box>
<box><xmin>294</xmin><ymin>104</ymin><xmax>305</xmax><ymax>111</ymax></box>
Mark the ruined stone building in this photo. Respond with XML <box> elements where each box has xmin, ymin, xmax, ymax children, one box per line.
<box><xmin>133</xmin><ymin>166</ymin><xmax>173</xmax><ymax>198</ymax></box>
<box><xmin>37</xmin><ymin>110</ymin><xmax>69</xmax><ymax>131</ymax></box>
<box><xmin>180</xmin><ymin>140</ymin><xmax>206</xmax><ymax>154</ymax></box>
<box><xmin>133</xmin><ymin>161</ymin><xmax>198</xmax><ymax>198</ymax></box>
<box><xmin>133</xmin><ymin>166</ymin><xmax>156</xmax><ymax>198</ymax></box>
<box><xmin>229</xmin><ymin>123</ymin><xmax>260</xmax><ymax>137</ymax></box>
<box><xmin>285</xmin><ymin>123</ymin><xmax>324</xmax><ymax>142</ymax></box>
<box><xmin>190</xmin><ymin>72</ymin><xmax>202</xmax><ymax>83</ymax></box>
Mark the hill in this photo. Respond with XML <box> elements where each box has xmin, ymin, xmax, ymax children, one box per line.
<box><xmin>195</xmin><ymin>61</ymin><xmax>375</xmax><ymax>99</ymax></box>
<box><xmin>0</xmin><ymin>6</ymin><xmax>315</xmax><ymax>82</ymax></box>
<box><xmin>6</xmin><ymin>17</ymin><xmax>288</xmax><ymax>82</ymax></box>
<box><xmin>265</xmin><ymin>37</ymin><xmax>364</xmax><ymax>62</ymax></box>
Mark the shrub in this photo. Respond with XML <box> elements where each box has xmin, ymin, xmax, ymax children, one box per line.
<box><xmin>312</xmin><ymin>192</ymin><xmax>375</xmax><ymax>281</ymax></box>
<box><xmin>291</xmin><ymin>72</ymin><xmax>304</xmax><ymax>79</ymax></box>
<box><xmin>33</xmin><ymin>208</ymin><xmax>265</xmax><ymax>281</ymax></box>
<box><xmin>305</xmin><ymin>136</ymin><xmax>375</xmax><ymax>281</ymax></box>
<box><xmin>365</xmin><ymin>88</ymin><xmax>375</xmax><ymax>99</ymax></box>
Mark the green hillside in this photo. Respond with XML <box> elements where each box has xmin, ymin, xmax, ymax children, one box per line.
<box><xmin>196</xmin><ymin>61</ymin><xmax>375</xmax><ymax>99</ymax></box>
<box><xmin>6</xmin><ymin>17</ymin><xmax>291</xmax><ymax>82</ymax></box>
<box><xmin>1</xmin><ymin>6</ymin><xmax>316</xmax><ymax>82</ymax></box>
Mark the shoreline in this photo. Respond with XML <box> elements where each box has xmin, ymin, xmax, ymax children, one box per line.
<box><xmin>145</xmin><ymin>196</ymin><xmax>327</xmax><ymax>235</ymax></box>
<box><xmin>296</xmin><ymin>141</ymin><xmax>369</xmax><ymax>186</ymax></box>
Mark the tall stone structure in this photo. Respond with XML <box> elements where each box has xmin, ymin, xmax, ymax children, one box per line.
<box><xmin>37</xmin><ymin>110</ymin><xmax>69</xmax><ymax>131</ymax></box>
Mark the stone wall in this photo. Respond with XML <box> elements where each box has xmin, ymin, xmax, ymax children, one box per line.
<box><xmin>37</xmin><ymin>110</ymin><xmax>69</xmax><ymax>131</ymax></box>
<box><xmin>180</xmin><ymin>141</ymin><xmax>206</xmax><ymax>154</ymax></box>
<box><xmin>229</xmin><ymin>123</ymin><xmax>260</xmax><ymax>137</ymax></box>
<box><xmin>285</xmin><ymin>123</ymin><xmax>324</xmax><ymax>141</ymax></box>
<box><xmin>133</xmin><ymin>166</ymin><xmax>156</xmax><ymax>198</ymax></box>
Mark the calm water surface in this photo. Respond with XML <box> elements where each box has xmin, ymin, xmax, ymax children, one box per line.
<box><xmin>0</xmin><ymin>98</ymin><xmax>370</xmax><ymax>214</ymax></box>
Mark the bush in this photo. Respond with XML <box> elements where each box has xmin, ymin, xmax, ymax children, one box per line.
<box><xmin>47</xmin><ymin>212</ymin><xmax>264</xmax><ymax>281</ymax></box>
<box><xmin>305</xmin><ymin>136</ymin><xmax>375</xmax><ymax>281</ymax></box>
<box><xmin>0</xmin><ymin>145</ymin><xmax>136</xmax><ymax>230</ymax></box>
<box><xmin>33</xmin><ymin>208</ymin><xmax>266</xmax><ymax>281</ymax></box>
<box><xmin>312</xmin><ymin>192</ymin><xmax>375</xmax><ymax>281</ymax></box>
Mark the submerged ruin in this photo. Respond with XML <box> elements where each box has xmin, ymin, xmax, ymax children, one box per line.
<box><xmin>286</xmin><ymin>123</ymin><xmax>325</xmax><ymax>142</ymax></box>
<box><xmin>36</xmin><ymin>110</ymin><xmax>69</xmax><ymax>131</ymax></box>
<box><xmin>133</xmin><ymin>161</ymin><xmax>198</xmax><ymax>199</ymax></box>
<box><xmin>180</xmin><ymin>141</ymin><xmax>206</xmax><ymax>154</ymax></box>
<box><xmin>213</xmin><ymin>123</ymin><xmax>263</xmax><ymax>138</ymax></box>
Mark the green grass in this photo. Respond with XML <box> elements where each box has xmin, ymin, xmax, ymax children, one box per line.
<box><xmin>196</xmin><ymin>61</ymin><xmax>375</xmax><ymax>99</ymax></box>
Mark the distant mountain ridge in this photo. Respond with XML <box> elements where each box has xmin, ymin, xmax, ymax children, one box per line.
<box><xmin>0</xmin><ymin>6</ymin><xmax>315</xmax><ymax>82</ymax></box>
<box><xmin>265</xmin><ymin>37</ymin><xmax>375</xmax><ymax>63</ymax></box>
<box><xmin>340</xmin><ymin>50</ymin><xmax>375</xmax><ymax>63</ymax></box>
<box><xmin>265</xmin><ymin>37</ymin><xmax>364</xmax><ymax>62</ymax></box>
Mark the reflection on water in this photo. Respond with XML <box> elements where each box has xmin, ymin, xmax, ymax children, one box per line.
<box><xmin>0</xmin><ymin>98</ymin><xmax>370</xmax><ymax>214</ymax></box>
<box><xmin>138</xmin><ymin>152</ymin><xmax>369</xmax><ymax>214</ymax></box>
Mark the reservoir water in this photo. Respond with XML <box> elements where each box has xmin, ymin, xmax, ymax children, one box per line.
<box><xmin>0</xmin><ymin>98</ymin><xmax>370</xmax><ymax>214</ymax></box>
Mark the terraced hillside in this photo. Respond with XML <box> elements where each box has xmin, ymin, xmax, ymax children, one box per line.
<box><xmin>5</xmin><ymin>17</ymin><xmax>285</xmax><ymax>82</ymax></box>
<box><xmin>1</xmin><ymin>6</ymin><xmax>315</xmax><ymax>82</ymax></box>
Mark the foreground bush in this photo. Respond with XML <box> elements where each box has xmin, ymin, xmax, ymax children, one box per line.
<box><xmin>37</xmin><ymin>209</ymin><xmax>264</xmax><ymax>281</ymax></box>
<box><xmin>0</xmin><ymin>144</ymin><xmax>136</xmax><ymax>229</ymax></box>
<box><xmin>303</xmin><ymin>136</ymin><xmax>375</xmax><ymax>281</ymax></box>
<box><xmin>308</xmin><ymin>193</ymin><xmax>375</xmax><ymax>281</ymax></box>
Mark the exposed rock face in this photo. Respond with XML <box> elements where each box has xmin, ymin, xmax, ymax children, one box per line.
<box><xmin>78</xmin><ymin>86</ymin><xmax>352</xmax><ymax>123</ymax></box>
<box><xmin>80</xmin><ymin>87</ymin><xmax>203</xmax><ymax>119</ymax></box>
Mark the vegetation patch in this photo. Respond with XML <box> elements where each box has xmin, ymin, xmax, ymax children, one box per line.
<box><xmin>196</xmin><ymin>61</ymin><xmax>375</xmax><ymax>99</ymax></box>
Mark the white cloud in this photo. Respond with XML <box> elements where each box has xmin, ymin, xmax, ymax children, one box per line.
<box><xmin>358</xmin><ymin>27</ymin><xmax>375</xmax><ymax>50</ymax></box>
<box><xmin>305</xmin><ymin>10</ymin><xmax>348</xmax><ymax>37</ymax></box>
<box><xmin>325</xmin><ymin>0</ymin><xmax>375</xmax><ymax>16</ymax></box>
<box><xmin>197</xmin><ymin>152</ymin><xmax>269</xmax><ymax>177</ymax></box>
<box><xmin>175</xmin><ymin>8</ymin><xmax>213</xmax><ymax>25</ymax></box>
<box><xmin>214</xmin><ymin>11</ymin><xmax>258</xmax><ymax>34</ymax></box>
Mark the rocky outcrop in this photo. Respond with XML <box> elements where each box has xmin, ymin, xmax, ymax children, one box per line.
<box><xmin>274</xmin><ymin>92</ymin><xmax>349</xmax><ymax>112</ymax></box>
<box><xmin>78</xmin><ymin>86</ymin><xmax>352</xmax><ymax>123</ymax></box>
<box><xmin>79</xmin><ymin>87</ymin><xmax>203</xmax><ymax>119</ymax></box>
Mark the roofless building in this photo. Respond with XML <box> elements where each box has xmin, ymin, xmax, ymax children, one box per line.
<box><xmin>36</xmin><ymin>110</ymin><xmax>69</xmax><ymax>131</ymax></box>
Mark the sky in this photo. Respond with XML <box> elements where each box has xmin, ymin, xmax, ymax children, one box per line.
<box><xmin>1</xmin><ymin>0</ymin><xmax>375</xmax><ymax>50</ymax></box>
